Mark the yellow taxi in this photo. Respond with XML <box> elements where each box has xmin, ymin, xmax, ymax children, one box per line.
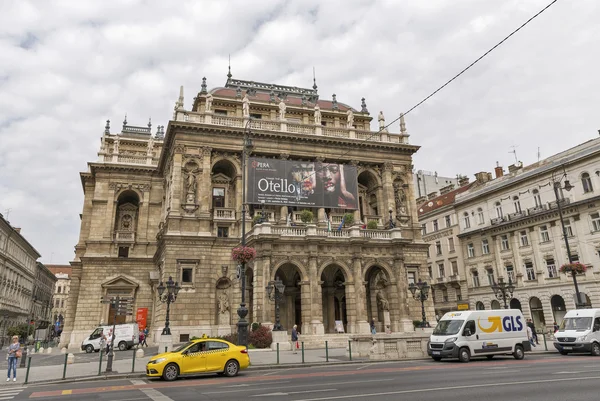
<box><xmin>146</xmin><ymin>337</ymin><xmax>250</xmax><ymax>381</ymax></box>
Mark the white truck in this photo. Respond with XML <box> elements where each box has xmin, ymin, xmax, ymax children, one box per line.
<box><xmin>427</xmin><ymin>309</ymin><xmax>531</xmax><ymax>362</ymax></box>
<box><xmin>554</xmin><ymin>308</ymin><xmax>600</xmax><ymax>356</ymax></box>
<box><xmin>81</xmin><ymin>323</ymin><xmax>139</xmax><ymax>353</ymax></box>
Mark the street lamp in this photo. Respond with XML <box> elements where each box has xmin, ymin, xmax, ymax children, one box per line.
<box><xmin>491</xmin><ymin>276</ymin><xmax>515</xmax><ymax>309</ymax></box>
<box><xmin>237</xmin><ymin>118</ymin><xmax>254</xmax><ymax>347</ymax></box>
<box><xmin>157</xmin><ymin>276</ymin><xmax>181</xmax><ymax>335</ymax></box>
<box><xmin>551</xmin><ymin>167</ymin><xmax>582</xmax><ymax>308</ymax></box>
<box><xmin>266</xmin><ymin>279</ymin><xmax>286</xmax><ymax>331</ymax></box>
<box><xmin>388</xmin><ymin>209</ymin><xmax>395</xmax><ymax>229</ymax></box>
<box><xmin>408</xmin><ymin>280</ymin><xmax>430</xmax><ymax>328</ymax></box>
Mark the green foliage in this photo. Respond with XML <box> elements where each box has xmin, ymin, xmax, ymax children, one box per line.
<box><xmin>366</xmin><ymin>220</ymin><xmax>378</xmax><ymax>230</ymax></box>
<box><xmin>7</xmin><ymin>324</ymin><xmax>29</xmax><ymax>340</ymax></box>
<box><xmin>219</xmin><ymin>333</ymin><xmax>239</xmax><ymax>345</ymax></box>
<box><xmin>300</xmin><ymin>210</ymin><xmax>314</xmax><ymax>224</ymax></box>
<box><xmin>251</xmin><ymin>322</ymin><xmax>261</xmax><ymax>332</ymax></box>
<box><xmin>252</xmin><ymin>215</ymin><xmax>264</xmax><ymax>226</ymax></box>
<box><xmin>412</xmin><ymin>320</ymin><xmax>422</xmax><ymax>328</ymax></box>
<box><xmin>343</xmin><ymin>213</ymin><xmax>354</xmax><ymax>227</ymax></box>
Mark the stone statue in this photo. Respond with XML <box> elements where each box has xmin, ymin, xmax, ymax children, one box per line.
<box><xmin>187</xmin><ymin>172</ymin><xmax>197</xmax><ymax>194</ymax></box>
<box><xmin>376</xmin><ymin>290</ymin><xmax>390</xmax><ymax>311</ymax></box>
<box><xmin>393</xmin><ymin>182</ymin><xmax>407</xmax><ymax>215</ymax></box>
<box><xmin>314</xmin><ymin>104</ymin><xmax>321</xmax><ymax>125</ymax></box>
<box><xmin>205</xmin><ymin>93</ymin><xmax>213</xmax><ymax>112</ymax></box>
<box><xmin>378</xmin><ymin>111</ymin><xmax>385</xmax><ymax>129</ymax></box>
<box><xmin>346</xmin><ymin>109</ymin><xmax>354</xmax><ymax>128</ymax></box>
<box><xmin>218</xmin><ymin>291</ymin><xmax>230</xmax><ymax>314</ymax></box>
<box><xmin>242</xmin><ymin>93</ymin><xmax>250</xmax><ymax>117</ymax></box>
<box><xmin>278</xmin><ymin>99</ymin><xmax>286</xmax><ymax>120</ymax></box>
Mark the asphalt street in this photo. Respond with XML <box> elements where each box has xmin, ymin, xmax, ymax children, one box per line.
<box><xmin>6</xmin><ymin>353</ymin><xmax>600</xmax><ymax>401</ymax></box>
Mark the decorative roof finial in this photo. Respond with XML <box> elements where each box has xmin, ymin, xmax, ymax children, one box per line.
<box><xmin>227</xmin><ymin>54</ymin><xmax>232</xmax><ymax>80</ymax></box>
<box><xmin>156</xmin><ymin>125</ymin><xmax>165</xmax><ymax>140</ymax></box>
<box><xmin>104</xmin><ymin>119</ymin><xmax>110</xmax><ymax>134</ymax></box>
<box><xmin>201</xmin><ymin>77</ymin><xmax>207</xmax><ymax>94</ymax></box>
<box><xmin>332</xmin><ymin>94</ymin><xmax>338</xmax><ymax>110</ymax></box>
<box><xmin>361</xmin><ymin>98</ymin><xmax>368</xmax><ymax>113</ymax></box>
<box><xmin>175</xmin><ymin>86</ymin><xmax>184</xmax><ymax>110</ymax></box>
<box><xmin>148</xmin><ymin>117</ymin><xmax>152</xmax><ymax>130</ymax></box>
<box><xmin>312</xmin><ymin>66</ymin><xmax>318</xmax><ymax>91</ymax></box>
<box><xmin>400</xmin><ymin>113</ymin><xmax>407</xmax><ymax>134</ymax></box>
<box><xmin>269</xmin><ymin>86</ymin><xmax>275</xmax><ymax>103</ymax></box>
<box><xmin>123</xmin><ymin>114</ymin><xmax>128</xmax><ymax>130</ymax></box>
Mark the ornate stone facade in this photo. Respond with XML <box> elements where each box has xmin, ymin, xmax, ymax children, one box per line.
<box><xmin>62</xmin><ymin>76</ymin><xmax>431</xmax><ymax>348</ymax></box>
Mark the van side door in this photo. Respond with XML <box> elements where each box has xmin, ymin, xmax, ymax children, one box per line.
<box><xmin>592</xmin><ymin>317</ymin><xmax>600</xmax><ymax>341</ymax></box>
<box><xmin>463</xmin><ymin>320</ymin><xmax>477</xmax><ymax>351</ymax></box>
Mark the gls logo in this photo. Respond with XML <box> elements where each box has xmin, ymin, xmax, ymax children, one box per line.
<box><xmin>477</xmin><ymin>315</ymin><xmax>523</xmax><ymax>333</ymax></box>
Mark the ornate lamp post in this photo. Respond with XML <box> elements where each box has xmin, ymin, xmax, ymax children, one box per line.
<box><xmin>408</xmin><ymin>280</ymin><xmax>430</xmax><ymax>328</ymax></box>
<box><xmin>491</xmin><ymin>277</ymin><xmax>515</xmax><ymax>309</ymax></box>
<box><xmin>237</xmin><ymin>119</ymin><xmax>254</xmax><ymax>347</ymax></box>
<box><xmin>266</xmin><ymin>279</ymin><xmax>286</xmax><ymax>331</ymax></box>
<box><xmin>551</xmin><ymin>167</ymin><xmax>582</xmax><ymax>307</ymax></box>
<box><xmin>157</xmin><ymin>276</ymin><xmax>181</xmax><ymax>335</ymax></box>
<box><xmin>388</xmin><ymin>208</ymin><xmax>395</xmax><ymax>229</ymax></box>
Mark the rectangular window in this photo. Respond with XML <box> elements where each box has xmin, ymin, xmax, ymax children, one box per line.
<box><xmin>250</xmin><ymin>113</ymin><xmax>262</xmax><ymax>119</ymax></box>
<box><xmin>467</xmin><ymin>243</ymin><xmax>475</xmax><ymax>258</ymax></box>
<box><xmin>457</xmin><ymin>293</ymin><xmax>462</xmax><ymax>301</ymax></box>
<box><xmin>433</xmin><ymin>219</ymin><xmax>439</xmax><ymax>232</ymax></box>
<box><xmin>482</xmin><ymin>239</ymin><xmax>490</xmax><ymax>255</ymax></box>
<box><xmin>118</xmin><ymin>246</ymin><xmax>129</xmax><ymax>258</ymax></box>
<box><xmin>564</xmin><ymin>219</ymin><xmax>573</xmax><ymax>237</ymax></box>
<box><xmin>212</xmin><ymin>188</ymin><xmax>225</xmax><ymax>208</ymax></box>
<box><xmin>182</xmin><ymin>268</ymin><xmax>194</xmax><ymax>283</ymax></box>
<box><xmin>464</xmin><ymin>215</ymin><xmax>471</xmax><ymax>229</ymax></box>
<box><xmin>217</xmin><ymin>227</ymin><xmax>229</xmax><ymax>238</ymax></box>
<box><xmin>451</xmin><ymin>260</ymin><xmax>459</xmax><ymax>276</ymax></box>
<box><xmin>525</xmin><ymin>262</ymin><xmax>536</xmax><ymax>280</ymax></box>
<box><xmin>421</xmin><ymin>224</ymin><xmax>427</xmax><ymax>235</ymax></box>
<box><xmin>55</xmin><ymin>299</ymin><xmax>60</xmax><ymax>308</ymax></box>
<box><xmin>540</xmin><ymin>225</ymin><xmax>550</xmax><ymax>242</ymax></box>
<box><xmin>591</xmin><ymin>213</ymin><xmax>600</xmax><ymax>232</ymax></box>
<box><xmin>506</xmin><ymin>265</ymin><xmax>515</xmax><ymax>282</ymax></box>
<box><xmin>435</xmin><ymin>241</ymin><xmax>442</xmax><ymax>255</ymax></box>
<box><xmin>407</xmin><ymin>271</ymin><xmax>416</xmax><ymax>285</ymax></box>
<box><xmin>520</xmin><ymin>230</ymin><xmax>529</xmax><ymax>247</ymax></box>
<box><xmin>477</xmin><ymin>209</ymin><xmax>485</xmax><ymax>225</ymax></box>
<box><xmin>428</xmin><ymin>265</ymin><xmax>433</xmax><ymax>279</ymax></box>
<box><xmin>445</xmin><ymin>215</ymin><xmax>452</xmax><ymax>228</ymax></box>
<box><xmin>486</xmin><ymin>268</ymin><xmax>494</xmax><ymax>285</ymax></box>
<box><xmin>448</xmin><ymin>237</ymin><xmax>455</xmax><ymax>252</ymax></box>
<box><xmin>214</xmin><ymin>109</ymin><xmax>227</xmax><ymax>115</ymax></box>
<box><xmin>546</xmin><ymin>258</ymin><xmax>557</xmax><ymax>278</ymax></box>
<box><xmin>501</xmin><ymin>235</ymin><xmax>510</xmax><ymax>251</ymax></box>
<box><xmin>438</xmin><ymin>263</ymin><xmax>445</xmax><ymax>278</ymax></box>
<box><xmin>442</xmin><ymin>288</ymin><xmax>448</xmax><ymax>302</ymax></box>
<box><xmin>472</xmin><ymin>271</ymin><xmax>480</xmax><ymax>287</ymax></box>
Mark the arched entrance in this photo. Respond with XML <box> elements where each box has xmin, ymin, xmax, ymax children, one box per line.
<box><xmin>529</xmin><ymin>297</ymin><xmax>546</xmax><ymax>328</ymax></box>
<box><xmin>321</xmin><ymin>264</ymin><xmax>348</xmax><ymax>333</ymax></box>
<box><xmin>551</xmin><ymin>295</ymin><xmax>566</xmax><ymax>325</ymax></box>
<box><xmin>490</xmin><ymin>300</ymin><xmax>501</xmax><ymax>310</ymax></box>
<box><xmin>510</xmin><ymin>298</ymin><xmax>522</xmax><ymax>311</ymax></box>
<box><xmin>475</xmin><ymin>301</ymin><xmax>485</xmax><ymax>310</ymax></box>
<box><xmin>365</xmin><ymin>266</ymin><xmax>392</xmax><ymax>333</ymax></box>
<box><xmin>273</xmin><ymin>263</ymin><xmax>303</xmax><ymax>332</ymax></box>
<box><xmin>578</xmin><ymin>292</ymin><xmax>593</xmax><ymax>308</ymax></box>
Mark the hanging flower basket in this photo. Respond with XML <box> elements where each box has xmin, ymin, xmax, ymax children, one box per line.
<box><xmin>559</xmin><ymin>262</ymin><xmax>587</xmax><ymax>275</ymax></box>
<box><xmin>231</xmin><ymin>246</ymin><xmax>257</xmax><ymax>264</ymax></box>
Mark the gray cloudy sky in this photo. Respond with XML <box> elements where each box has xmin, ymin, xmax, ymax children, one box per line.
<box><xmin>1</xmin><ymin>0</ymin><xmax>599</xmax><ymax>264</ymax></box>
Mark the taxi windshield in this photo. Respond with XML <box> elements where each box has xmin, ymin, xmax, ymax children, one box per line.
<box><xmin>560</xmin><ymin>317</ymin><xmax>592</xmax><ymax>331</ymax></box>
<box><xmin>173</xmin><ymin>341</ymin><xmax>194</xmax><ymax>352</ymax></box>
<box><xmin>433</xmin><ymin>319</ymin><xmax>464</xmax><ymax>335</ymax></box>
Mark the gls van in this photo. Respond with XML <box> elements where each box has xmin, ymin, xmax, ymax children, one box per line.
<box><xmin>554</xmin><ymin>308</ymin><xmax>600</xmax><ymax>356</ymax></box>
<box><xmin>81</xmin><ymin>323</ymin><xmax>139</xmax><ymax>353</ymax></box>
<box><xmin>427</xmin><ymin>310</ymin><xmax>531</xmax><ymax>362</ymax></box>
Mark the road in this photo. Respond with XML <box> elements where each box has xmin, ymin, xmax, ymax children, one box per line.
<box><xmin>6</xmin><ymin>353</ymin><xmax>600</xmax><ymax>401</ymax></box>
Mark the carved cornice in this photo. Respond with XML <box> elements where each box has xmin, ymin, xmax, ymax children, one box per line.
<box><xmin>108</xmin><ymin>182</ymin><xmax>152</xmax><ymax>192</ymax></box>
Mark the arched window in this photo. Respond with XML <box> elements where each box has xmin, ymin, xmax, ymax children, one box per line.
<box><xmin>532</xmin><ymin>189</ymin><xmax>542</xmax><ymax>207</ymax></box>
<box><xmin>513</xmin><ymin>196</ymin><xmax>521</xmax><ymax>213</ymax></box>
<box><xmin>582</xmin><ymin>172</ymin><xmax>593</xmax><ymax>193</ymax></box>
<box><xmin>495</xmin><ymin>202</ymin><xmax>503</xmax><ymax>218</ymax></box>
<box><xmin>476</xmin><ymin>301</ymin><xmax>485</xmax><ymax>310</ymax></box>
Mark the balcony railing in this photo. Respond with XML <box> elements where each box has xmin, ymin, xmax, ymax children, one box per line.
<box><xmin>507</xmin><ymin>211</ymin><xmax>526</xmax><ymax>221</ymax></box>
<box><xmin>214</xmin><ymin>208</ymin><xmax>236</xmax><ymax>220</ymax></box>
<box><xmin>251</xmin><ymin>223</ymin><xmax>402</xmax><ymax>239</ymax></box>
<box><xmin>364</xmin><ymin>215</ymin><xmax>383</xmax><ymax>226</ymax></box>
<box><xmin>527</xmin><ymin>205</ymin><xmax>547</xmax><ymax>215</ymax></box>
<box><xmin>549</xmin><ymin>198</ymin><xmax>571</xmax><ymax>209</ymax></box>
<box><xmin>114</xmin><ymin>231</ymin><xmax>135</xmax><ymax>242</ymax></box>
<box><xmin>490</xmin><ymin>217</ymin><xmax>505</xmax><ymax>225</ymax></box>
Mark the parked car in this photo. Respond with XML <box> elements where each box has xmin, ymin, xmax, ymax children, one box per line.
<box><xmin>554</xmin><ymin>308</ymin><xmax>600</xmax><ymax>356</ymax></box>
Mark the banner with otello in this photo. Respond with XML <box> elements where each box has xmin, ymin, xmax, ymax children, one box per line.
<box><xmin>247</xmin><ymin>157</ymin><xmax>358</xmax><ymax>209</ymax></box>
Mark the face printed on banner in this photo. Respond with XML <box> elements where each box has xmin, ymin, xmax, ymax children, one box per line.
<box><xmin>291</xmin><ymin>162</ymin><xmax>316</xmax><ymax>195</ymax></box>
<box><xmin>318</xmin><ymin>164</ymin><xmax>340</xmax><ymax>193</ymax></box>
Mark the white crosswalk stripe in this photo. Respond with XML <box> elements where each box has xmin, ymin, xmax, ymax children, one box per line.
<box><xmin>0</xmin><ymin>386</ymin><xmax>25</xmax><ymax>400</ymax></box>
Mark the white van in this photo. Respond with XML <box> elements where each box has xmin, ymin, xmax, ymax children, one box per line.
<box><xmin>81</xmin><ymin>323</ymin><xmax>139</xmax><ymax>353</ymax></box>
<box><xmin>554</xmin><ymin>308</ymin><xmax>600</xmax><ymax>356</ymax></box>
<box><xmin>427</xmin><ymin>309</ymin><xmax>531</xmax><ymax>362</ymax></box>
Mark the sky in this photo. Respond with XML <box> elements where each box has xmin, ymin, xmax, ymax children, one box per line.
<box><xmin>1</xmin><ymin>0</ymin><xmax>599</xmax><ymax>265</ymax></box>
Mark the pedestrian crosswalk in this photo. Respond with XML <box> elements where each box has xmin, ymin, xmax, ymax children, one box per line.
<box><xmin>0</xmin><ymin>386</ymin><xmax>25</xmax><ymax>400</ymax></box>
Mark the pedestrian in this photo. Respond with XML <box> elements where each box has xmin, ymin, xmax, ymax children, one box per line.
<box><xmin>6</xmin><ymin>335</ymin><xmax>21</xmax><ymax>382</ymax></box>
<box><xmin>527</xmin><ymin>319</ymin><xmax>539</xmax><ymax>345</ymax></box>
<box><xmin>143</xmin><ymin>327</ymin><xmax>149</xmax><ymax>347</ymax></box>
<box><xmin>139</xmin><ymin>330</ymin><xmax>145</xmax><ymax>348</ymax></box>
<box><xmin>291</xmin><ymin>325</ymin><xmax>299</xmax><ymax>354</ymax></box>
<box><xmin>99</xmin><ymin>334</ymin><xmax>106</xmax><ymax>354</ymax></box>
<box><xmin>553</xmin><ymin>322</ymin><xmax>559</xmax><ymax>333</ymax></box>
<box><xmin>105</xmin><ymin>330</ymin><xmax>113</xmax><ymax>354</ymax></box>
<box><xmin>370</xmin><ymin>318</ymin><xmax>376</xmax><ymax>335</ymax></box>
<box><xmin>526</xmin><ymin>325</ymin><xmax>536</xmax><ymax>348</ymax></box>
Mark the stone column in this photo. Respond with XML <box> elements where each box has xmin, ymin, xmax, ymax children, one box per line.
<box><xmin>198</xmin><ymin>147</ymin><xmax>212</xmax><ymax>215</ymax></box>
<box><xmin>317</xmin><ymin>208</ymin><xmax>326</xmax><ymax>227</ymax></box>
<box><xmin>308</xmin><ymin>257</ymin><xmax>324</xmax><ymax>334</ymax></box>
<box><xmin>327</xmin><ymin>288</ymin><xmax>336</xmax><ymax>332</ymax></box>
<box><xmin>382</xmin><ymin>163</ymin><xmax>395</xmax><ymax>217</ymax></box>
<box><xmin>300</xmin><ymin>281</ymin><xmax>312</xmax><ymax>335</ymax></box>
<box><xmin>280</xmin><ymin>205</ymin><xmax>288</xmax><ymax>224</ymax></box>
<box><xmin>171</xmin><ymin>146</ymin><xmax>185</xmax><ymax>216</ymax></box>
<box><xmin>352</xmin><ymin>257</ymin><xmax>370</xmax><ymax>333</ymax></box>
<box><xmin>137</xmin><ymin>189</ymin><xmax>150</xmax><ymax>242</ymax></box>
<box><xmin>104</xmin><ymin>186</ymin><xmax>117</xmax><ymax>239</ymax></box>
<box><xmin>394</xmin><ymin>257</ymin><xmax>413</xmax><ymax>332</ymax></box>
<box><xmin>61</xmin><ymin>266</ymin><xmax>81</xmax><ymax>349</ymax></box>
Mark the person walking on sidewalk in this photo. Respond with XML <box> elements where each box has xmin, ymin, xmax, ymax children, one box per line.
<box><xmin>291</xmin><ymin>325</ymin><xmax>299</xmax><ymax>354</ymax></box>
<box><xmin>370</xmin><ymin>318</ymin><xmax>376</xmax><ymax>335</ymax></box>
<box><xmin>6</xmin><ymin>335</ymin><xmax>21</xmax><ymax>382</ymax></box>
<box><xmin>527</xmin><ymin>319</ymin><xmax>539</xmax><ymax>345</ymax></box>
<box><xmin>526</xmin><ymin>325</ymin><xmax>536</xmax><ymax>348</ymax></box>
<box><xmin>141</xmin><ymin>327</ymin><xmax>149</xmax><ymax>347</ymax></box>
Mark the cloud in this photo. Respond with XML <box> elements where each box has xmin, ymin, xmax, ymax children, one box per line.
<box><xmin>1</xmin><ymin>0</ymin><xmax>599</xmax><ymax>264</ymax></box>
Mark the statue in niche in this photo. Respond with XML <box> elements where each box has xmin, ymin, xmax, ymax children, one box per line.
<box><xmin>393</xmin><ymin>181</ymin><xmax>407</xmax><ymax>215</ymax></box>
<box><xmin>205</xmin><ymin>93</ymin><xmax>213</xmax><ymax>112</ymax></box>
<box><xmin>376</xmin><ymin>290</ymin><xmax>390</xmax><ymax>311</ymax></box>
<box><xmin>278</xmin><ymin>99</ymin><xmax>286</xmax><ymax>120</ymax></box>
<box><xmin>314</xmin><ymin>104</ymin><xmax>321</xmax><ymax>125</ymax></box>
<box><xmin>242</xmin><ymin>93</ymin><xmax>250</xmax><ymax>117</ymax></box>
<box><xmin>218</xmin><ymin>291</ymin><xmax>230</xmax><ymax>325</ymax></box>
<box><xmin>346</xmin><ymin>109</ymin><xmax>354</xmax><ymax>128</ymax></box>
<box><xmin>184</xmin><ymin>163</ymin><xmax>200</xmax><ymax>205</ymax></box>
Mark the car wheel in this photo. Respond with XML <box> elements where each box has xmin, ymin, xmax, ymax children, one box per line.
<box><xmin>486</xmin><ymin>355</ymin><xmax>494</xmax><ymax>360</ymax></box>
<box><xmin>85</xmin><ymin>344</ymin><xmax>94</xmax><ymax>353</ymax></box>
<box><xmin>591</xmin><ymin>343</ymin><xmax>600</xmax><ymax>356</ymax></box>
<box><xmin>118</xmin><ymin>341</ymin><xmax>127</xmax><ymax>351</ymax></box>
<box><xmin>223</xmin><ymin>359</ymin><xmax>240</xmax><ymax>377</ymax></box>
<box><xmin>458</xmin><ymin>347</ymin><xmax>470</xmax><ymax>363</ymax></box>
<box><xmin>432</xmin><ymin>356</ymin><xmax>442</xmax><ymax>362</ymax></box>
<box><xmin>162</xmin><ymin>363</ymin><xmax>179</xmax><ymax>381</ymax></box>
<box><xmin>513</xmin><ymin>345</ymin><xmax>524</xmax><ymax>360</ymax></box>
<box><xmin>559</xmin><ymin>351</ymin><xmax>569</xmax><ymax>355</ymax></box>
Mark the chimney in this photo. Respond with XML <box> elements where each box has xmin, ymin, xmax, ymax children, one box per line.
<box><xmin>427</xmin><ymin>191</ymin><xmax>438</xmax><ymax>200</ymax></box>
<box><xmin>508</xmin><ymin>164</ymin><xmax>518</xmax><ymax>174</ymax></box>
<box><xmin>13</xmin><ymin>227</ymin><xmax>21</xmax><ymax>234</ymax></box>
<box><xmin>458</xmin><ymin>176</ymin><xmax>470</xmax><ymax>187</ymax></box>
<box><xmin>439</xmin><ymin>184</ymin><xmax>455</xmax><ymax>195</ymax></box>
<box><xmin>495</xmin><ymin>162</ymin><xmax>504</xmax><ymax>178</ymax></box>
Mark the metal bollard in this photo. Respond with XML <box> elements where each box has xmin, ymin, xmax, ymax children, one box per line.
<box><xmin>277</xmin><ymin>343</ymin><xmax>280</xmax><ymax>364</ymax></box>
<box><xmin>62</xmin><ymin>353</ymin><xmax>68</xmax><ymax>380</ymax></box>
<box><xmin>98</xmin><ymin>350</ymin><xmax>103</xmax><ymax>376</ymax></box>
<box><xmin>132</xmin><ymin>348</ymin><xmax>136</xmax><ymax>373</ymax></box>
<box><xmin>24</xmin><ymin>357</ymin><xmax>32</xmax><ymax>384</ymax></box>
<box><xmin>301</xmin><ymin>342</ymin><xmax>305</xmax><ymax>364</ymax></box>
<box><xmin>348</xmin><ymin>340</ymin><xmax>352</xmax><ymax>361</ymax></box>
<box><xmin>326</xmin><ymin>340</ymin><xmax>329</xmax><ymax>362</ymax></box>
<box><xmin>165</xmin><ymin>346</ymin><xmax>168</xmax><ymax>353</ymax></box>
<box><xmin>543</xmin><ymin>332</ymin><xmax>548</xmax><ymax>351</ymax></box>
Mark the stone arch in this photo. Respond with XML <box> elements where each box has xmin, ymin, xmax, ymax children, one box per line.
<box><xmin>551</xmin><ymin>294</ymin><xmax>567</xmax><ymax>325</ymax></box>
<box><xmin>271</xmin><ymin>262</ymin><xmax>305</xmax><ymax>331</ymax></box>
<box><xmin>363</xmin><ymin>264</ymin><xmax>393</xmax><ymax>331</ymax></box>
<box><xmin>363</xmin><ymin>261</ymin><xmax>394</xmax><ymax>284</ymax></box>
<box><xmin>320</xmin><ymin>264</ymin><xmax>349</xmax><ymax>334</ymax></box>
<box><xmin>529</xmin><ymin>296</ymin><xmax>546</xmax><ymax>328</ymax></box>
<box><xmin>491</xmin><ymin>300</ymin><xmax>501</xmax><ymax>309</ymax></box>
<box><xmin>271</xmin><ymin>259</ymin><xmax>308</xmax><ymax>282</ymax></box>
<box><xmin>211</xmin><ymin>156</ymin><xmax>241</xmax><ymax>177</ymax></box>
<box><xmin>475</xmin><ymin>301</ymin><xmax>485</xmax><ymax>310</ymax></box>
<box><xmin>510</xmin><ymin>298</ymin><xmax>522</xmax><ymax>311</ymax></box>
<box><xmin>317</xmin><ymin>260</ymin><xmax>353</xmax><ymax>283</ymax></box>
<box><xmin>114</xmin><ymin>190</ymin><xmax>140</xmax><ymax>240</ymax></box>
